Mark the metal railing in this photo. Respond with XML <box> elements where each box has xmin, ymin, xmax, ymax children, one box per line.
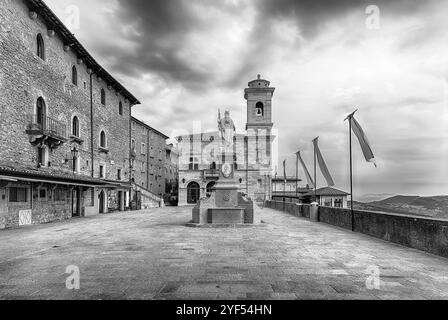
<box><xmin>27</xmin><ymin>114</ymin><xmax>67</xmax><ymax>139</ymax></box>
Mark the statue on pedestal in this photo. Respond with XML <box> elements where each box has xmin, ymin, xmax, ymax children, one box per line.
<box><xmin>188</xmin><ymin>108</ymin><xmax>257</xmax><ymax>227</ymax></box>
<box><xmin>218</xmin><ymin>109</ymin><xmax>236</xmax><ymax>152</ymax></box>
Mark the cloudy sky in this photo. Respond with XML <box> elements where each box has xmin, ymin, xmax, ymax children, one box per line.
<box><xmin>46</xmin><ymin>0</ymin><xmax>448</xmax><ymax>200</ymax></box>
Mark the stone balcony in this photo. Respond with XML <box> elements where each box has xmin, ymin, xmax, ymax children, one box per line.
<box><xmin>26</xmin><ymin>114</ymin><xmax>67</xmax><ymax>149</ymax></box>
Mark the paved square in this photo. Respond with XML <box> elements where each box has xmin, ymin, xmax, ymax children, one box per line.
<box><xmin>0</xmin><ymin>207</ymin><xmax>447</xmax><ymax>300</ymax></box>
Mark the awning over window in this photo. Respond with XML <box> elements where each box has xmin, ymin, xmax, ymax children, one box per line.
<box><xmin>0</xmin><ymin>175</ymin><xmax>104</xmax><ymax>188</ymax></box>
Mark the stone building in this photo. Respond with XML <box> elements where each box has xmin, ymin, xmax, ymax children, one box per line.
<box><xmin>272</xmin><ymin>177</ymin><xmax>303</xmax><ymax>194</ymax></box>
<box><xmin>165</xmin><ymin>144</ymin><xmax>179</xmax><ymax>196</ymax></box>
<box><xmin>130</xmin><ymin>117</ymin><xmax>169</xmax><ymax>208</ymax></box>
<box><xmin>0</xmin><ymin>0</ymin><xmax>140</xmax><ymax>229</ymax></box>
<box><xmin>176</xmin><ymin>75</ymin><xmax>275</xmax><ymax>206</ymax></box>
<box><xmin>313</xmin><ymin>187</ymin><xmax>349</xmax><ymax>208</ymax></box>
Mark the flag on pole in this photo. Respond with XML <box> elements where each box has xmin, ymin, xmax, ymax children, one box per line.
<box><xmin>313</xmin><ymin>137</ymin><xmax>335</xmax><ymax>187</ymax></box>
<box><xmin>349</xmin><ymin>116</ymin><xmax>377</xmax><ymax>167</ymax></box>
<box><xmin>297</xmin><ymin>151</ymin><xmax>315</xmax><ymax>189</ymax></box>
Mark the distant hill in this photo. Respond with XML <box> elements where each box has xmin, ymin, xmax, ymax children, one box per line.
<box><xmin>371</xmin><ymin>195</ymin><xmax>420</xmax><ymax>205</ymax></box>
<box><xmin>353</xmin><ymin>195</ymin><xmax>448</xmax><ymax>219</ymax></box>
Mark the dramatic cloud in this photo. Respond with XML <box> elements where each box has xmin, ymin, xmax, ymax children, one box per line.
<box><xmin>45</xmin><ymin>0</ymin><xmax>448</xmax><ymax>199</ymax></box>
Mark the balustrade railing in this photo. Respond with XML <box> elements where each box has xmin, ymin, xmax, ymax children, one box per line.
<box><xmin>27</xmin><ymin>114</ymin><xmax>67</xmax><ymax>140</ymax></box>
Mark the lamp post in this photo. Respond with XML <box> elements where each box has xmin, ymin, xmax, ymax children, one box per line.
<box><xmin>129</xmin><ymin>157</ymin><xmax>135</xmax><ymax>210</ymax></box>
<box><xmin>66</xmin><ymin>147</ymin><xmax>79</xmax><ymax>173</ymax></box>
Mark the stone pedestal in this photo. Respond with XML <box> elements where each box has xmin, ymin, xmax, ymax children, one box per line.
<box><xmin>190</xmin><ymin>153</ymin><xmax>257</xmax><ymax>227</ymax></box>
<box><xmin>208</xmin><ymin>208</ymin><xmax>245</xmax><ymax>224</ymax></box>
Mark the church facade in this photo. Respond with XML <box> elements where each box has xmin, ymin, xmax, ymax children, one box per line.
<box><xmin>176</xmin><ymin>75</ymin><xmax>275</xmax><ymax>206</ymax></box>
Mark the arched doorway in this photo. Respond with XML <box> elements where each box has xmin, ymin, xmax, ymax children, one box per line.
<box><xmin>187</xmin><ymin>182</ymin><xmax>200</xmax><ymax>204</ymax></box>
<box><xmin>99</xmin><ymin>190</ymin><xmax>105</xmax><ymax>214</ymax></box>
<box><xmin>206</xmin><ymin>181</ymin><xmax>216</xmax><ymax>197</ymax></box>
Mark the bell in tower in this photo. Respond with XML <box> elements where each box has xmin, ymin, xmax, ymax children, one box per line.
<box><xmin>244</xmin><ymin>74</ymin><xmax>275</xmax><ymax>131</ymax></box>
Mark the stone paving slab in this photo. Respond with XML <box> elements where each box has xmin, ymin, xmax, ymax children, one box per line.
<box><xmin>0</xmin><ymin>207</ymin><xmax>447</xmax><ymax>300</ymax></box>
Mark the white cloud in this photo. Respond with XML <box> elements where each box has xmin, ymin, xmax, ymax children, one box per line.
<box><xmin>45</xmin><ymin>0</ymin><xmax>448</xmax><ymax>198</ymax></box>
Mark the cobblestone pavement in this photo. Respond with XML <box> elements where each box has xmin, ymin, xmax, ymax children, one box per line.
<box><xmin>0</xmin><ymin>206</ymin><xmax>447</xmax><ymax>300</ymax></box>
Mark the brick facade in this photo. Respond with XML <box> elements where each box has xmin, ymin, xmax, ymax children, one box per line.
<box><xmin>165</xmin><ymin>144</ymin><xmax>179</xmax><ymax>196</ymax></box>
<box><xmin>0</xmin><ymin>0</ymin><xmax>140</xmax><ymax>229</ymax></box>
<box><xmin>131</xmin><ymin>117</ymin><xmax>169</xmax><ymax>198</ymax></box>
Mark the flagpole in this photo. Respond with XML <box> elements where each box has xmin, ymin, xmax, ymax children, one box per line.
<box><xmin>345</xmin><ymin>109</ymin><xmax>358</xmax><ymax>232</ymax></box>
<box><xmin>274</xmin><ymin>167</ymin><xmax>277</xmax><ymax>195</ymax></box>
<box><xmin>283</xmin><ymin>160</ymin><xmax>286</xmax><ymax>211</ymax></box>
<box><xmin>295</xmin><ymin>151</ymin><xmax>299</xmax><ymax>198</ymax></box>
<box><xmin>349</xmin><ymin>116</ymin><xmax>354</xmax><ymax>232</ymax></box>
<box><xmin>283</xmin><ymin>160</ymin><xmax>287</xmax><ymax>197</ymax></box>
<box><xmin>313</xmin><ymin>140</ymin><xmax>317</xmax><ymax>203</ymax></box>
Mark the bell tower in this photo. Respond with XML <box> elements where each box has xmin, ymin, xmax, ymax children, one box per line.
<box><xmin>244</xmin><ymin>75</ymin><xmax>275</xmax><ymax>203</ymax></box>
<box><xmin>244</xmin><ymin>74</ymin><xmax>275</xmax><ymax>131</ymax></box>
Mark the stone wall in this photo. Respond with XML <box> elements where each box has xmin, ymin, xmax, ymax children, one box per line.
<box><xmin>0</xmin><ymin>182</ymin><xmax>73</xmax><ymax>230</ymax></box>
<box><xmin>131</xmin><ymin>118</ymin><xmax>167</xmax><ymax>197</ymax></box>
<box><xmin>0</xmin><ymin>0</ymin><xmax>131</xmax><ymax>181</ymax></box>
<box><xmin>266</xmin><ymin>200</ymin><xmax>448</xmax><ymax>259</ymax></box>
<box><xmin>131</xmin><ymin>120</ymin><xmax>149</xmax><ymax>188</ymax></box>
<box><xmin>0</xmin><ymin>0</ymin><xmax>135</xmax><ymax>227</ymax></box>
<box><xmin>0</xmin><ymin>0</ymin><xmax>91</xmax><ymax>176</ymax></box>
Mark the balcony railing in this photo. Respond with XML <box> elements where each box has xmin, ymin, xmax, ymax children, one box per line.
<box><xmin>26</xmin><ymin>114</ymin><xmax>67</xmax><ymax>140</ymax></box>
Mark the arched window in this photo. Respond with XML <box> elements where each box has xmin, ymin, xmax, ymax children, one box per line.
<box><xmin>72</xmin><ymin>66</ymin><xmax>78</xmax><ymax>86</ymax></box>
<box><xmin>187</xmin><ymin>182</ymin><xmax>200</xmax><ymax>204</ymax></box>
<box><xmin>72</xmin><ymin>116</ymin><xmax>79</xmax><ymax>137</ymax></box>
<box><xmin>37</xmin><ymin>34</ymin><xmax>45</xmax><ymax>60</ymax></box>
<box><xmin>101</xmin><ymin>89</ymin><xmax>106</xmax><ymax>105</ymax></box>
<box><xmin>119</xmin><ymin>101</ymin><xmax>123</xmax><ymax>115</ymax></box>
<box><xmin>36</xmin><ymin>97</ymin><xmax>46</xmax><ymax>128</ymax></box>
<box><xmin>206</xmin><ymin>181</ymin><xmax>216</xmax><ymax>197</ymax></box>
<box><xmin>100</xmin><ymin>130</ymin><xmax>107</xmax><ymax>148</ymax></box>
<box><xmin>255</xmin><ymin>102</ymin><xmax>264</xmax><ymax>117</ymax></box>
<box><xmin>131</xmin><ymin>139</ymin><xmax>136</xmax><ymax>152</ymax></box>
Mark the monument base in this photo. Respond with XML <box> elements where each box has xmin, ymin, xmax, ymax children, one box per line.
<box><xmin>190</xmin><ymin>190</ymin><xmax>258</xmax><ymax>227</ymax></box>
<box><xmin>208</xmin><ymin>207</ymin><xmax>245</xmax><ymax>224</ymax></box>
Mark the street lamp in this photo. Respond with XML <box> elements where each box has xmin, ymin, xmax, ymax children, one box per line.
<box><xmin>71</xmin><ymin>147</ymin><xmax>78</xmax><ymax>173</ymax></box>
<box><xmin>65</xmin><ymin>147</ymin><xmax>79</xmax><ymax>173</ymax></box>
<box><xmin>130</xmin><ymin>158</ymin><xmax>135</xmax><ymax>182</ymax></box>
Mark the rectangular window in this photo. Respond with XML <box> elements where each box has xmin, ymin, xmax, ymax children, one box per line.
<box><xmin>37</xmin><ymin>147</ymin><xmax>47</xmax><ymax>166</ymax></box>
<box><xmin>54</xmin><ymin>189</ymin><xmax>66</xmax><ymax>202</ymax></box>
<box><xmin>117</xmin><ymin>169</ymin><xmax>122</xmax><ymax>181</ymax></box>
<box><xmin>90</xmin><ymin>189</ymin><xmax>95</xmax><ymax>206</ymax></box>
<box><xmin>334</xmin><ymin>199</ymin><xmax>343</xmax><ymax>208</ymax></box>
<box><xmin>39</xmin><ymin>188</ymin><xmax>47</xmax><ymax>200</ymax></box>
<box><xmin>9</xmin><ymin>188</ymin><xmax>28</xmax><ymax>203</ymax></box>
<box><xmin>99</xmin><ymin>165</ymin><xmax>105</xmax><ymax>178</ymax></box>
<box><xmin>141</xmin><ymin>143</ymin><xmax>146</xmax><ymax>155</ymax></box>
<box><xmin>189</xmin><ymin>157</ymin><xmax>199</xmax><ymax>170</ymax></box>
